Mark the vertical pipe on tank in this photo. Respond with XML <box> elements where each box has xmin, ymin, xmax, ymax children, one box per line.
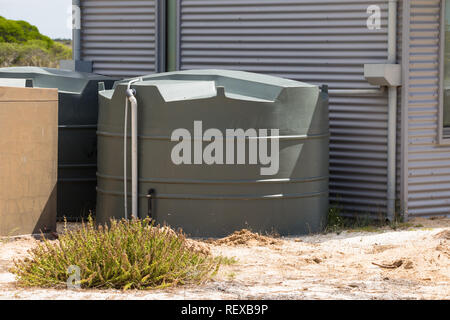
<box><xmin>387</xmin><ymin>0</ymin><xmax>398</xmax><ymax>222</ymax></box>
<box><xmin>130</xmin><ymin>93</ymin><xmax>138</xmax><ymax>219</ymax></box>
<box><xmin>124</xmin><ymin>99</ymin><xmax>129</xmax><ymax>219</ymax></box>
<box><xmin>124</xmin><ymin>79</ymin><xmax>141</xmax><ymax>219</ymax></box>
<box><xmin>72</xmin><ymin>0</ymin><xmax>81</xmax><ymax>61</ymax></box>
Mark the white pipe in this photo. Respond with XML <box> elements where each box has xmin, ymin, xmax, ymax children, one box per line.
<box><xmin>387</xmin><ymin>0</ymin><xmax>398</xmax><ymax>221</ymax></box>
<box><xmin>124</xmin><ymin>98</ymin><xmax>128</xmax><ymax>219</ymax></box>
<box><xmin>328</xmin><ymin>87</ymin><xmax>386</xmax><ymax>96</ymax></box>
<box><xmin>123</xmin><ymin>78</ymin><xmax>141</xmax><ymax>219</ymax></box>
<box><xmin>129</xmin><ymin>92</ymin><xmax>138</xmax><ymax>219</ymax></box>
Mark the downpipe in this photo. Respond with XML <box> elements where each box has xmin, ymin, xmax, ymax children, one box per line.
<box><xmin>123</xmin><ymin>78</ymin><xmax>142</xmax><ymax>219</ymax></box>
<box><xmin>387</xmin><ymin>0</ymin><xmax>398</xmax><ymax>222</ymax></box>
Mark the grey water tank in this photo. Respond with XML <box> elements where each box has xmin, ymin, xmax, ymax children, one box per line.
<box><xmin>0</xmin><ymin>67</ymin><xmax>117</xmax><ymax>220</ymax></box>
<box><xmin>97</xmin><ymin>69</ymin><xmax>329</xmax><ymax>236</ymax></box>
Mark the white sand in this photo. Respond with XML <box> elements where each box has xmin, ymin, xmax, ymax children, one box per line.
<box><xmin>0</xmin><ymin>217</ymin><xmax>448</xmax><ymax>300</ymax></box>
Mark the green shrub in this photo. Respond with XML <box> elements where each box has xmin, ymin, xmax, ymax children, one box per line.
<box><xmin>0</xmin><ymin>16</ymin><xmax>52</xmax><ymax>45</ymax></box>
<box><xmin>11</xmin><ymin>218</ymin><xmax>220</xmax><ymax>290</ymax></box>
<box><xmin>0</xmin><ymin>16</ymin><xmax>72</xmax><ymax>68</ymax></box>
<box><xmin>0</xmin><ymin>16</ymin><xmax>25</xmax><ymax>42</ymax></box>
<box><xmin>15</xmin><ymin>20</ymin><xmax>52</xmax><ymax>46</ymax></box>
<box><xmin>325</xmin><ymin>206</ymin><xmax>345</xmax><ymax>233</ymax></box>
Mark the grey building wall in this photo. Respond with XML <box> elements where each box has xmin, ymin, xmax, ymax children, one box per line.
<box><xmin>79</xmin><ymin>0</ymin><xmax>450</xmax><ymax>219</ymax></box>
<box><xmin>80</xmin><ymin>0</ymin><xmax>163</xmax><ymax>77</ymax></box>
<box><xmin>177</xmin><ymin>0</ymin><xmax>392</xmax><ymax>216</ymax></box>
<box><xmin>403</xmin><ymin>0</ymin><xmax>450</xmax><ymax>217</ymax></box>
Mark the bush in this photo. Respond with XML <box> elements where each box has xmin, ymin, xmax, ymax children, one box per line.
<box><xmin>11</xmin><ymin>218</ymin><xmax>220</xmax><ymax>290</ymax></box>
<box><xmin>0</xmin><ymin>16</ymin><xmax>24</xmax><ymax>42</ymax></box>
<box><xmin>0</xmin><ymin>16</ymin><xmax>72</xmax><ymax>68</ymax></box>
<box><xmin>0</xmin><ymin>41</ymin><xmax>71</xmax><ymax>68</ymax></box>
<box><xmin>0</xmin><ymin>16</ymin><xmax>52</xmax><ymax>45</ymax></box>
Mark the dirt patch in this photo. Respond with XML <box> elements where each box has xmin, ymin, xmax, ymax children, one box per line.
<box><xmin>436</xmin><ymin>242</ymin><xmax>450</xmax><ymax>257</ymax></box>
<box><xmin>368</xmin><ymin>244</ymin><xmax>397</xmax><ymax>254</ymax></box>
<box><xmin>212</xmin><ymin>229</ymin><xmax>281</xmax><ymax>247</ymax></box>
<box><xmin>410</xmin><ymin>217</ymin><xmax>450</xmax><ymax>228</ymax></box>
<box><xmin>159</xmin><ymin>226</ymin><xmax>211</xmax><ymax>255</ymax></box>
<box><xmin>185</xmin><ymin>239</ymin><xmax>211</xmax><ymax>256</ymax></box>
<box><xmin>435</xmin><ymin>230</ymin><xmax>450</xmax><ymax>240</ymax></box>
<box><xmin>0</xmin><ymin>218</ymin><xmax>449</xmax><ymax>300</ymax></box>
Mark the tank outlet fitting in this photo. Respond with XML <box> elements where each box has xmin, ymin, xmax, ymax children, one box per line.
<box><xmin>126</xmin><ymin>88</ymin><xmax>136</xmax><ymax>98</ymax></box>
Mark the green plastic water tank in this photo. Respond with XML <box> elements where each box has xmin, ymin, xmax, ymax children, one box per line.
<box><xmin>97</xmin><ymin>69</ymin><xmax>329</xmax><ymax>236</ymax></box>
<box><xmin>0</xmin><ymin>67</ymin><xmax>117</xmax><ymax>220</ymax></box>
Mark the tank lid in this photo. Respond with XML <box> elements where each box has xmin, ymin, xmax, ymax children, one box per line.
<box><xmin>120</xmin><ymin>69</ymin><xmax>313</xmax><ymax>88</ymax></box>
<box><xmin>0</xmin><ymin>67</ymin><xmax>115</xmax><ymax>93</ymax></box>
<box><xmin>115</xmin><ymin>69</ymin><xmax>315</xmax><ymax>102</ymax></box>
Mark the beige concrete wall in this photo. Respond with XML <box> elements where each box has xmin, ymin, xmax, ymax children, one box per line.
<box><xmin>0</xmin><ymin>86</ymin><xmax>58</xmax><ymax>236</ymax></box>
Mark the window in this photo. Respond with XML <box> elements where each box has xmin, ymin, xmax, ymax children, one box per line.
<box><xmin>443</xmin><ymin>0</ymin><xmax>450</xmax><ymax>136</ymax></box>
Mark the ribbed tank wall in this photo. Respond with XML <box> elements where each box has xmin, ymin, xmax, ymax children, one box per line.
<box><xmin>176</xmin><ymin>0</ymin><xmax>390</xmax><ymax>215</ymax></box>
<box><xmin>96</xmin><ymin>70</ymin><xmax>329</xmax><ymax>236</ymax></box>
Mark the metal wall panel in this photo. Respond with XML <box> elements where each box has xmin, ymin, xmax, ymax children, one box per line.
<box><xmin>80</xmin><ymin>0</ymin><xmax>162</xmax><ymax>77</ymax></box>
<box><xmin>406</xmin><ymin>0</ymin><xmax>450</xmax><ymax>217</ymax></box>
<box><xmin>398</xmin><ymin>0</ymin><xmax>407</xmax><ymax>215</ymax></box>
<box><xmin>177</xmin><ymin>0</ymin><xmax>391</xmax><ymax>215</ymax></box>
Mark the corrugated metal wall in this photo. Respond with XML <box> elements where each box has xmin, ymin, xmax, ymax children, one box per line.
<box><xmin>406</xmin><ymin>0</ymin><xmax>450</xmax><ymax>217</ymax></box>
<box><xmin>80</xmin><ymin>0</ymin><xmax>162</xmax><ymax>77</ymax></box>
<box><xmin>177</xmin><ymin>0</ymin><xmax>391</xmax><ymax>215</ymax></box>
<box><xmin>398</xmin><ymin>0</ymin><xmax>405</xmax><ymax>215</ymax></box>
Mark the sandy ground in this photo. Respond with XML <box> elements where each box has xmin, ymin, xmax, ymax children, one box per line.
<box><xmin>0</xmin><ymin>217</ymin><xmax>448</xmax><ymax>300</ymax></box>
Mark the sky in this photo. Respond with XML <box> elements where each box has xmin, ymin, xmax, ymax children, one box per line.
<box><xmin>1</xmin><ymin>0</ymin><xmax>72</xmax><ymax>39</ymax></box>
